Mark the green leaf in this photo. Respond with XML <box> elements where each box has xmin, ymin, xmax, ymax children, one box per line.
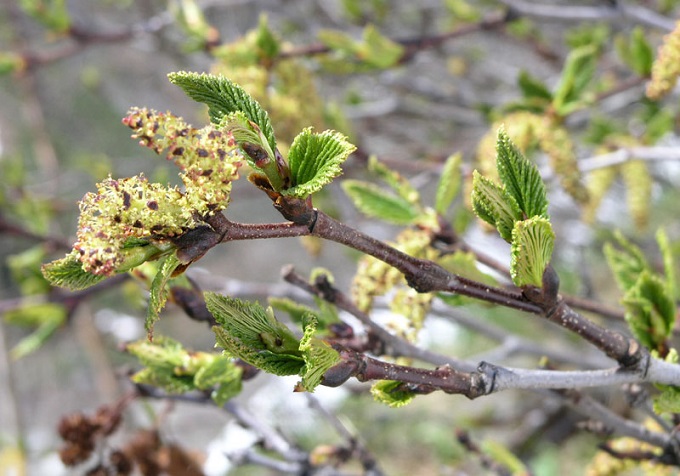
<box><xmin>3</xmin><ymin>303</ymin><xmax>66</xmax><ymax>359</ymax></box>
<box><xmin>518</xmin><ymin>71</ymin><xmax>553</xmax><ymax>102</ymax></box>
<box><xmin>657</xmin><ymin>228</ymin><xmax>677</xmax><ymax>301</ymax></box>
<box><xmin>435</xmin><ymin>153</ymin><xmax>462</xmax><ymax>215</ymax></box>
<box><xmin>41</xmin><ymin>253</ymin><xmax>106</xmax><ymax>291</ymax></box>
<box><xmin>221</xmin><ymin>111</ymin><xmax>283</xmax><ymax>190</ymax></box>
<box><xmin>623</xmin><ymin>271</ymin><xmax>676</xmax><ymax>350</ymax></box>
<box><xmin>371</xmin><ymin>380</ymin><xmax>416</xmax><ymax>407</ymax></box>
<box><xmin>496</xmin><ymin>128</ymin><xmax>548</xmax><ymax>219</ymax></box>
<box><xmin>297</xmin><ymin>314</ymin><xmax>341</xmax><ymax>392</ymax></box>
<box><xmin>194</xmin><ymin>357</ymin><xmax>243</xmax><ymax>405</ymax></box>
<box><xmin>653</xmin><ymin>385</ymin><xmax>680</xmax><ymax>414</ymax></box>
<box><xmin>342</xmin><ymin>179</ymin><xmax>420</xmax><ymax>225</ymax></box>
<box><xmin>480</xmin><ymin>440</ymin><xmax>531</xmax><ymax>476</ymax></box>
<box><xmin>471</xmin><ymin>171</ymin><xmax>522</xmax><ymax>242</ymax></box>
<box><xmin>206</xmin><ymin>293</ymin><xmax>305</xmax><ymax>376</ymax></box>
<box><xmin>603</xmin><ymin>232</ymin><xmax>649</xmax><ymax>292</ymax></box>
<box><xmin>284</xmin><ymin>128</ymin><xmax>356</xmax><ymax>198</ymax></box>
<box><xmin>146</xmin><ymin>253</ymin><xmax>182</xmax><ymax>339</ymax></box>
<box><xmin>368</xmin><ymin>156</ymin><xmax>420</xmax><ymax>205</ymax></box>
<box><xmin>255</xmin><ymin>14</ymin><xmax>280</xmax><ymax>60</ymax></box>
<box><xmin>510</xmin><ymin>217</ymin><xmax>555</xmax><ymax>287</ymax></box>
<box><xmin>552</xmin><ymin>45</ymin><xmax>598</xmax><ymax>116</ymax></box>
<box><xmin>359</xmin><ymin>25</ymin><xmax>404</xmax><ymax>69</ymax></box>
<box><xmin>168</xmin><ymin>72</ymin><xmax>276</xmax><ymax>152</ymax></box>
<box><xmin>617</xmin><ymin>27</ymin><xmax>653</xmax><ymax>76</ymax></box>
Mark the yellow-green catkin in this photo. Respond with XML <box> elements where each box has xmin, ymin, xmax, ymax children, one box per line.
<box><xmin>647</xmin><ymin>21</ymin><xmax>680</xmax><ymax>100</ymax></box>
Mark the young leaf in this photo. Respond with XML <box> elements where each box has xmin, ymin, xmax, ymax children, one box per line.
<box><xmin>603</xmin><ymin>232</ymin><xmax>649</xmax><ymax>292</ymax></box>
<box><xmin>371</xmin><ymin>380</ymin><xmax>416</xmax><ymax>407</ymax></box>
<box><xmin>42</xmin><ymin>253</ymin><xmax>106</xmax><ymax>291</ymax></box>
<box><xmin>435</xmin><ymin>153</ymin><xmax>462</xmax><ymax>215</ymax></box>
<box><xmin>255</xmin><ymin>14</ymin><xmax>280</xmax><ymax>60</ymax></box>
<box><xmin>3</xmin><ymin>303</ymin><xmax>66</xmax><ymax>359</ymax></box>
<box><xmin>368</xmin><ymin>156</ymin><xmax>420</xmax><ymax>205</ymax></box>
<box><xmin>359</xmin><ymin>25</ymin><xmax>404</xmax><ymax>69</ymax></box>
<box><xmin>623</xmin><ymin>271</ymin><xmax>676</xmax><ymax>350</ymax></box>
<box><xmin>284</xmin><ymin>128</ymin><xmax>356</xmax><ymax>198</ymax></box>
<box><xmin>552</xmin><ymin>45</ymin><xmax>598</xmax><ymax>116</ymax></box>
<box><xmin>510</xmin><ymin>217</ymin><xmax>555</xmax><ymax>288</ymax></box>
<box><xmin>206</xmin><ymin>293</ymin><xmax>305</xmax><ymax>376</ymax></box>
<box><xmin>657</xmin><ymin>228</ymin><xmax>677</xmax><ymax>300</ymax></box>
<box><xmin>297</xmin><ymin>314</ymin><xmax>341</xmax><ymax>392</ymax></box>
<box><xmin>342</xmin><ymin>180</ymin><xmax>420</xmax><ymax>225</ymax></box>
<box><xmin>193</xmin><ymin>357</ymin><xmax>243</xmax><ymax>405</ymax></box>
<box><xmin>629</xmin><ymin>27</ymin><xmax>654</xmax><ymax>76</ymax></box>
<box><xmin>146</xmin><ymin>253</ymin><xmax>182</xmax><ymax>339</ymax></box>
<box><xmin>471</xmin><ymin>171</ymin><xmax>522</xmax><ymax>242</ymax></box>
<box><xmin>496</xmin><ymin>128</ymin><xmax>548</xmax><ymax>219</ymax></box>
<box><xmin>518</xmin><ymin>71</ymin><xmax>553</xmax><ymax>102</ymax></box>
<box><xmin>168</xmin><ymin>72</ymin><xmax>276</xmax><ymax>152</ymax></box>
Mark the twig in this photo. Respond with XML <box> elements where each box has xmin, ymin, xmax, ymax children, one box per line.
<box><xmin>579</xmin><ymin>146</ymin><xmax>680</xmax><ymax>173</ymax></box>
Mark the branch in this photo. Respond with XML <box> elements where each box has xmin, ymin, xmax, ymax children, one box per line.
<box><xmin>499</xmin><ymin>0</ymin><xmax>676</xmax><ymax>31</ymax></box>
<box><xmin>579</xmin><ymin>146</ymin><xmax>680</xmax><ymax>173</ymax></box>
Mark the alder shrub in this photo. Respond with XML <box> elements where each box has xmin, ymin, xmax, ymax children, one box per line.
<box><xmin>4</xmin><ymin>2</ymin><xmax>680</xmax><ymax>475</ymax></box>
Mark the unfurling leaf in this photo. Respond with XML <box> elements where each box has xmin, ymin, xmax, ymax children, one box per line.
<box><xmin>371</xmin><ymin>380</ymin><xmax>416</xmax><ymax>407</ymax></box>
<box><xmin>518</xmin><ymin>71</ymin><xmax>553</xmax><ymax>102</ymax></box>
<box><xmin>42</xmin><ymin>253</ymin><xmax>106</xmax><ymax>291</ymax></box>
<box><xmin>623</xmin><ymin>271</ymin><xmax>676</xmax><ymax>350</ymax></box>
<box><xmin>127</xmin><ymin>336</ymin><xmax>243</xmax><ymax>404</ymax></box>
<box><xmin>510</xmin><ymin>217</ymin><xmax>555</xmax><ymax>287</ymax></box>
<box><xmin>435</xmin><ymin>153</ymin><xmax>462</xmax><ymax>215</ymax></box>
<box><xmin>471</xmin><ymin>171</ymin><xmax>522</xmax><ymax>242</ymax></box>
<box><xmin>284</xmin><ymin>128</ymin><xmax>356</xmax><ymax>197</ymax></box>
<box><xmin>168</xmin><ymin>71</ymin><xmax>276</xmax><ymax>152</ymax></box>
<box><xmin>146</xmin><ymin>253</ymin><xmax>182</xmax><ymax>339</ymax></box>
<box><xmin>359</xmin><ymin>25</ymin><xmax>404</xmax><ymax>69</ymax></box>
<box><xmin>255</xmin><ymin>14</ymin><xmax>280</xmax><ymax>60</ymax></box>
<box><xmin>297</xmin><ymin>314</ymin><xmax>341</xmax><ymax>392</ymax></box>
<box><xmin>496</xmin><ymin>128</ymin><xmax>548</xmax><ymax>219</ymax></box>
<box><xmin>342</xmin><ymin>180</ymin><xmax>420</xmax><ymax>225</ymax></box>
<box><xmin>206</xmin><ymin>293</ymin><xmax>305</xmax><ymax>376</ymax></box>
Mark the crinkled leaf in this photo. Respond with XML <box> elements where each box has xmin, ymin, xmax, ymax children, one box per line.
<box><xmin>552</xmin><ymin>45</ymin><xmax>598</xmax><ymax>116</ymax></box>
<box><xmin>212</xmin><ymin>326</ymin><xmax>304</xmax><ymax>376</ymax></box>
<box><xmin>342</xmin><ymin>179</ymin><xmax>420</xmax><ymax>225</ymax></box>
<box><xmin>510</xmin><ymin>217</ymin><xmax>555</xmax><ymax>287</ymax></box>
<box><xmin>496</xmin><ymin>128</ymin><xmax>548</xmax><ymax>219</ymax></box>
<box><xmin>207</xmin><ymin>293</ymin><xmax>305</xmax><ymax>376</ymax></box>
<box><xmin>471</xmin><ymin>171</ymin><xmax>522</xmax><ymax>242</ymax></box>
<box><xmin>603</xmin><ymin>232</ymin><xmax>649</xmax><ymax>292</ymax></box>
<box><xmin>297</xmin><ymin>314</ymin><xmax>341</xmax><ymax>392</ymax></box>
<box><xmin>435</xmin><ymin>153</ymin><xmax>462</xmax><ymax>215</ymax></box>
<box><xmin>168</xmin><ymin>71</ymin><xmax>276</xmax><ymax>152</ymax></box>
<box><xmin>132</xmin><ymin>367</ymin><xmax>195</xmax><ymax>393</ymax></box>
<box><xmin>284</xmin><ymin>128</ymin><xmax>356</xmax><ymax>198</ymax></box>
<box><xmin>371</xmin><ymin>380</ymin><xmax>415</xmax><ymax>407</ymax></box>
<box><xmin>194</xmin><ymin>357</ymin><xmax>243</xmax><ymax>405</ymax></box>
<box><xmin>127</xmin><ymin>336</ymin><xmax>185</xmax><ymax>371</ymax></box>
<box><xmin>41</xmin><ymin>253</ymin><xmax>106</xmax><ymax>291</ymax></box>
<box><xmin>623</xmin><ymin>271</ymin><xmax>675</xmax><ymax>350</ymax></box>
<box><xmin>147</xmin><ymin>253</ymin><xmax>182</xmax><ymax>339</ymax></box>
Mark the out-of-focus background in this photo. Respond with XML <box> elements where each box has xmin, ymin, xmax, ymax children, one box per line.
<box><xmin>2</xmin><ymin>1</ymin><xmax>680</xmax><ymax>475</ymax></box>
